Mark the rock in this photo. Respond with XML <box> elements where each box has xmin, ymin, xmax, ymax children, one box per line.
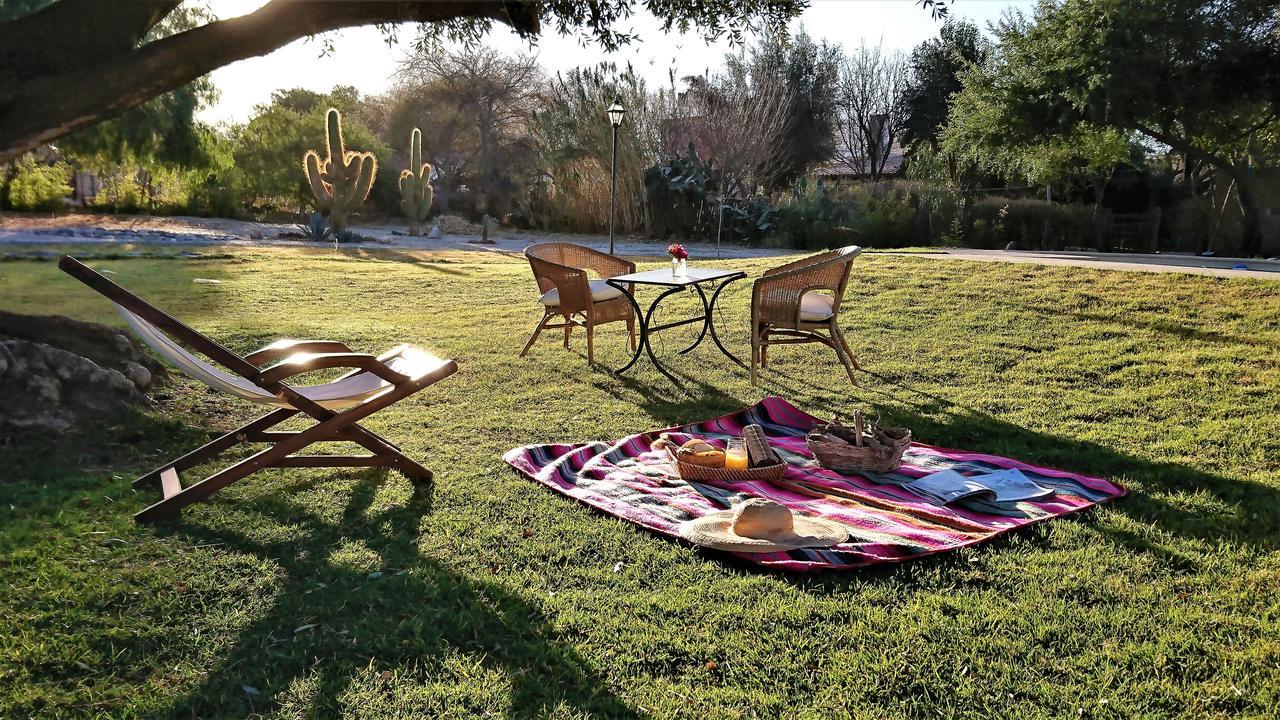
<box><xmin>1005</xmin><ymin>241</ymin><xmax>1020</xmax><ymax>251</ymax></box>
<box><xmin>0</xmin><ymin>310</ymin><xmax>167</xmax><ymax>385</ymax></box>
<box><xmin>426</xmin><ymin>225</ymin><xmax>442</xmax><ymax>239</ymax></box>
<box><xmin>391</xmin><ymin>230</ymin><xmax>406</xmax><ymax>236</ymax></box>
<box><xmin>122</xmin><ymin>362</ymin><xmax>152</xmax><ymax>389</ymax></box>
<box><xmin>249</xmin><ymin>229</ymin><xmax>264</xmax><ymax>240</ymax></box>
<box><xmin>0</xmin><ymin>338</ymin><xmax>144</xmax><ymax>432</ymax></box>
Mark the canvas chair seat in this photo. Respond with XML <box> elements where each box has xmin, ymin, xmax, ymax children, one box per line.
<box><xmin>118</xmin><ymin>307</ymin><xmax>445</xmax><ymax>410</ymax></box>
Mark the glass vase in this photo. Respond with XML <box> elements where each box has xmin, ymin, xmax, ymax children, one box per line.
<box><xmin>671</xmin><ymin>257</ymin><xmax>687</xmax><ymax>277</ymax></box>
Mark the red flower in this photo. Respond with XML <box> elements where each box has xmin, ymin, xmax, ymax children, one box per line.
<box><xmin>667</xmin><ymin>243</ymin><xmax>689</xmax><ymax>260</ymax></box>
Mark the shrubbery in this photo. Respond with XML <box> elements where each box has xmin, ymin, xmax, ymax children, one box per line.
<box><xmin>769</xmin><ymin>180</ymin><xmax>918</xmax><ymax>250</ymax></box>
<box><xmin>6</xmin><ymin>156</ymin><xmax>71</xmax><ymax>211</ymax></box>
<box><xmin>967</xmin><ymin>197</ymin><xmax>1103</xmax><ymax>250</ymax></box>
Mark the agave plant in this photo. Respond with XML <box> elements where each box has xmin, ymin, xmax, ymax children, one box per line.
<box><xmin>298</xmin><ymin>211</ymin><xmax>332</xmax><ymax>242</ymax></box>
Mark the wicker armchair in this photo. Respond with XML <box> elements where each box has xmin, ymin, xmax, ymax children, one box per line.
<box><xmin>520</xmin><ymin>242</ymin><xmax>636</xmax><ymax>364</ymax></box>
<box><xmin>751</xmin><ymin>245</ymin><xmax>863</xmax><ymax>385</ymax></box>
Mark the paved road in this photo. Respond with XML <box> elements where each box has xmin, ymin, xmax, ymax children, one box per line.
<box><xmin>889</xmin><ymin>248</ymin><xmax>1280</xmax><ymax>281</ymax></box>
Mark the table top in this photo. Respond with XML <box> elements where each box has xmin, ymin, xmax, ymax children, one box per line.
<box><xmin>608</xmin><ymin>266</ymin><xmax>745</xmax><ymax>287</ymax></box>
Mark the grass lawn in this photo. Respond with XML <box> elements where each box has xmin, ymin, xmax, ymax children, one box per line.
<box><xmin>1</xmin><ymin>246</ymin><xmax>1278</xmax><ymax>718</ymax></box>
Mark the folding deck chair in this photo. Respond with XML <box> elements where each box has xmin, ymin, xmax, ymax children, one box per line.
<box><xmin>60</xmin><ymin>256</ymin><xmax>459</xmax><ymax>523</ymax></box>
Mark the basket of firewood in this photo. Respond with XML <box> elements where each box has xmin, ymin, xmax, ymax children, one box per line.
<box><xmin>806</xmin><ymin>410</ymin><xmax>911</xmax><ymax>474</ymax></box>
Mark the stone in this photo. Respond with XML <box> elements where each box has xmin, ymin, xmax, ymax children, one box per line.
<box><xmin>249</xmin><ymin>229</ymin><xmax>264</xmax><ymax>240</ymax></box>
<box><xmin>427</xmin><ymin>225</ymin><xmax>442</xmax><ymax>239</ymax></box>
<box><xmin>0</xmin><ymin>338</ymin><xmax>144</xmax><ymax>432</ymax></box>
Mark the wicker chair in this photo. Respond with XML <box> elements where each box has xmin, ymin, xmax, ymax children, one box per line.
<box><xmin>521</xmin><ymin>242</ymin><xmax>636</xmax><ymax>364</ymax></box>
<box><xmin>751</xmin><ymin>245</ymin><xmax>863</xmax><ymax>385</ymax></box>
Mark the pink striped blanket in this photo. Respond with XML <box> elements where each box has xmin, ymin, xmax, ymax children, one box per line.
<box><xmin>503</xmin><ymin>397</ymin><xmax>1126</xmax><ymax>572</ymax></box>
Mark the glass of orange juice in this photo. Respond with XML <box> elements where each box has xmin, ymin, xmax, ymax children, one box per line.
<box><xmin>725</xmin><ymin>438</ymin><xmax>749</xmax><ymax>470</ymax></box>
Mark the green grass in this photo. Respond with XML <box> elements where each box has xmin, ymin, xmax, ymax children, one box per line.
<box><xmin>1</xmin><ymin>246</ymin><xmax>1278</xmax><ymax>718</ymax></box>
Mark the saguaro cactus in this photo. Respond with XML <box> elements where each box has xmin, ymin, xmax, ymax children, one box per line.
<box><xmin>303</xmin><ymin>108</ymin><xmax>376</xmax><ymax>233</ymax></box>
<box><xmin>398</xmin><ymin>128</ymin><xmax>434</xmax><ymax>236</ymax></box>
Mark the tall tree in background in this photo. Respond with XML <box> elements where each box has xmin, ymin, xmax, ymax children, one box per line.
<box><xmin>942</xmin><ymin>0</ymin><xmax>1280</xmax><ymax>255</ymax></box>
<box><xmin>394</xmin><ymin>47</ymin><xmax>542</xmax><ymax>217</ymax></box>
<box><xmin>750</xmin><ymin>28</ymin><xmax>841</xmax><ymax>188</ymax></box>
<box><xmin>834</xmin><ymin>42</ymin><xmax>909</xmax><ymax>182</ymax></box>
<box><xmin>900</xmin><ymin>19</ymin><xmax>989</xmax><ymax>151</ymax></box>
<box><xmin>0</xmin><ymin>0</ymin><xmax>804</xmax><ymax>163</ymax></box>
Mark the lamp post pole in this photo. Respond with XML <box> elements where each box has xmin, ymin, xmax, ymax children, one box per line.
<box><xmin>606</xmin><ymin>101</ymin><xmax>625</xmax><ymax>255</ymax></box>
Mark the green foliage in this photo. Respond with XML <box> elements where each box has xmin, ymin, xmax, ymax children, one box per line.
<box><xmin>5</xmin><ymin>155</ymin><xmax>70</xmax><ymax>211</ymax></box>
<box><xmin>235</xmin><ymin>88</ymin><xmax>391</xmax><ymax>215</ymax></box>
<box><xmin>770</xmin><ymin>180</ymin><xmax>916</xmax><ymax>250</ymax></box>
<box><xmin>398</xmin><ymin>128</ymin><xmax>434</xmax><ymax>235</ymax></box>
<box><xmin>750</xmin><ymin>28</ymin><xmax>842</xmax><ymax>188</ymax></box>
<box><xmin>643</xmin><ymin>144</ymin><xmax>719</xmax><ymax>239</ymax></box>
<box><xmin>534</xmin><ymin>62</ymin><xmax>657</xmax><ymax>232</ymax></box>
<box><xmin>302</xmin><ymin>108</ymin><xmax>378</xmax><ymax>232</ymax></box>
<box><xmin>967</xmin><ymin>197</ymin><xmax>1104</xmax><ymax>250</ymax></box>
<box><xmin>901</xmin><ymin>19</ymin><xmax>989</xmax><ymax>150</ymax></box>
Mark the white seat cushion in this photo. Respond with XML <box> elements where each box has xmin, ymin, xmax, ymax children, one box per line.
<box><xmin>799</xmin><ymin>291</ymin><xmax>836</xmax><ymax>321</ymax></box>
<box><xmin>539</xmin><ymin>279</ymin><xmax>625</xmax><ymax>306</ymax></box>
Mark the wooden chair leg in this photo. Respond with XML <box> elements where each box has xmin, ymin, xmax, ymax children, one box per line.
<box><xmin>520</xmin><ymin>312</ymin><xmax>551</xmax><ymax>357</ymax></box>
<box><xmin>833</xmin><ymin>324</ymin><xmax>861</xmax><ymax>371</ymax></box>
<box><xmin>628</xmin><ymin>317</ymin><xmax>637</xmax><ymax>351</ymax></box>
<box><xmin>563</xmin><ymin>321</ymin><xmax>572</xmax><ymax>348</ymax></box>
<box><xmin>829</xmin><ymin>323</ymin><xmax>858</xmax><ymax>385</ymax></box>
<box><xmin>586</xmin><ymin>323</ymin><xmax>595</xmax><ymax>364</ymax></box>
<box><xmin>750</xmin><ymin>322</ymin><xmax>761</xmax><ymax>385</ymax></box>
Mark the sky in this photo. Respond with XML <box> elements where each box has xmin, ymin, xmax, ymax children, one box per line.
<box><xmin>199</xmin><ymin>0</ymin><xmax>1036</xmax><ymax>126</ymax></box>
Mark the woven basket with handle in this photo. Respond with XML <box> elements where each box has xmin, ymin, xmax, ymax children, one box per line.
<box><xmin>664</xmin><ymin>447</ymin><xmax>787</xmax><ymax>483</ymax></box>
<box><xmin>806</xmin><ymin>410</ymin><xmax>911</xmax><ymax>474</ymax></box>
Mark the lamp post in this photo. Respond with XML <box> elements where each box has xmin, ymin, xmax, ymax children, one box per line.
<box><xmin>606</xmin><ymin>100</ymin><xmax>625</xmax><ymax>255</ymax></box>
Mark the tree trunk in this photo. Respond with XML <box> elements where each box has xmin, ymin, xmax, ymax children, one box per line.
<box><xmin>0</xmin><ymin>0</ymin><xmax>538</xmax><ymax>163</ymax></box>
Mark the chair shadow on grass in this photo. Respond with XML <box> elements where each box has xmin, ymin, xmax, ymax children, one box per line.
<box><xmin>150</xmin><ymin>470</ymin><xmax>645</xmax><ymax>719</ymax></box>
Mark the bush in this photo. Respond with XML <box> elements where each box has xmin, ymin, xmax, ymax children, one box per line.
<box><xmin>967</xmin><ymin>197</ymin><xmax>1103</xmax><ymax>250</ymax></box>
<box><xmin>643</xmin><ymin>145</ymin><xmax>719</xmax><ymax>240</ymax></box>
<box><xmin>769</xmin><ymin>180</ymin><xmax>916</xmax><ymax>250</ymax></box>
<box><xmin>6</xmin><ymin>156</ymin><xmax>71</xmax><ymax>211</ymax></box>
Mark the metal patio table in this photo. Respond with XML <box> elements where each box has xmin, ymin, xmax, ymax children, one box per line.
<box><xmin>606</xmin><ymin>266</ymin><xmax>746</xmax><ymax>383</ymax></box>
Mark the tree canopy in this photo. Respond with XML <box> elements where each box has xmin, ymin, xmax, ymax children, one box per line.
<box><xmin>0</xmin><ymin>0</ymin><xmax>807</xmax><ymax>163</ymax></box>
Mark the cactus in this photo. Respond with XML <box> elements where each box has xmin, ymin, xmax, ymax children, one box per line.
<box><xmin>398</xmin><ymin>128</ymin><xmax>434</xmax><ymax>236</ymax></box>
<box><xmin>303</xmin><ymin>108</ymin><xmax>376</xmax><ymax>233</ymax></box>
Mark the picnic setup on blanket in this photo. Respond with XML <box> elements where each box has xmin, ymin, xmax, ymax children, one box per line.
<box><xmin>505</xmin><ymin>397</ymin><xmax>1126</xmax><ymax>572</ymax></box>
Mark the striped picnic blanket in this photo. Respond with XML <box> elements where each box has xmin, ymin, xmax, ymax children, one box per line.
<box><xmin>503</xmin><ymin>397</ymin><xmax>1125</xmax><ymax>572</ymax></box>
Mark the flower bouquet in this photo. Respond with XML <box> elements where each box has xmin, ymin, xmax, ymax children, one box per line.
<box><xmin>667</xmin><ymin>243</ymin><xmax>689</xmax><ymax>277</ymax></box>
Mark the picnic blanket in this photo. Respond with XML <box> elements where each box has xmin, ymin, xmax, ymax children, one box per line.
<box><xmin>503</xmin><ymin>397</ymin><xmax>1126</xmax><ymax>572</ymax></box>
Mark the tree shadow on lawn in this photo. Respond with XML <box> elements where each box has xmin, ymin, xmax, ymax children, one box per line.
<box><xmin>143</xmin><ymin>470</ymin><xmax>645</xmax><ymax>719</ymax></box>
<box><xmin>851</xmin><ymin>370</ymin><xmax>1280</xmax><ymax>559</ymax></box>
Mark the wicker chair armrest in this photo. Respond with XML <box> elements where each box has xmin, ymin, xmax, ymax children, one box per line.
<box><xmin>246</xmin><ymin>339</ymin><xmax>354</xmax><ymax>365</ymax></box>
<box><xmin>530</xmin><ymin>259</ymin><xmax>592</xmax><ymax>312</ymax></box>
<box><xmin>258</xmin><ymin>352</ymin><xmax>410</xmax><ymax>386</ymax></box>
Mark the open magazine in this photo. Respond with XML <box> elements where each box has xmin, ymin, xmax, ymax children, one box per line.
<box><xmin>903</xmin><ymin>468</ymin><xmax>1054</xmax><ymax>505</ymax></box>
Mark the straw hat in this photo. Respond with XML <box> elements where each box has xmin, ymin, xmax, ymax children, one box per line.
<box><xmin>678</xmin><ymin>498</ymin><xmax>848</xmax><ymax>553</ymax></box>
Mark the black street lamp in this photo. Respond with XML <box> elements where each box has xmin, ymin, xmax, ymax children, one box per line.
<box><xmin>606</xmin><ymin>100</ymin><xmax>625</xmax><ymax>255</ymax></box>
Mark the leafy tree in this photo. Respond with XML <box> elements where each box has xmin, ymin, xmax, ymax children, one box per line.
<box><xmin>0</xmin><ymin>0</ymin><xmax>804</xmax><ymax>163</ymax></box>
<box><xmin>943</xmin><ymin>0</ymin><xmax>1280</xmax><ymax>255</ymax></box>
<box><xmin>234</xmin><ymin>87</ymin><xmax>390</xmax><ymax>215</ymax></box>
<box><xmin>393</xmin><ymin>47</ymin><xmax>542</xmax><ymax>218</ymax></box>
<box><xmin>749</xmin><ymin>28</ymin><xmax>842</xmax><ymax>188</ymax></box>
<box><xmin>901</xmin><ymin>18</ymin><xmax>989</xmax><ymax>150</ymax></box>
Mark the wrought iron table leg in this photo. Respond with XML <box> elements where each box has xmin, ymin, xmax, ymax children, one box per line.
<box><xmin>706</xmin><ymin>275</ymin><xmax>746</xmax><ymax>366</ymax></box>
<box><xmin>609</xmin><ymin>279</ymin><xmax>647</xmax><ymax>374</ymax></box>
<box><xmin>678</xmin><ymin>284</ymin><xmax>712</xmax><ymax>355</ymax></box>
<box><xmin>638</xmin><ymin>286</ymin><xmax>686</xmax><ymax>384</ymax></box>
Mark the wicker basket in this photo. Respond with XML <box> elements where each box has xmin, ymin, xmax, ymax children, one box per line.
<box><xmin>806</xmin><ymin>411</ymin><xmax>911</xmax><ymax>474</ymax></box>
<box><xmin>664</xmin><ymin>447</ymin><xmax>787</xmax><ymax>483</ymax></box>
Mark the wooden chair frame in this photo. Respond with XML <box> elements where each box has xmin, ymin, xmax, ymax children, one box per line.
<box><xmin>520</xmin><ymin>243</ymin><xmax>637</xmax><ymax>364</ymax></box>
<box><xmin>59</xmin><ymin>256</ymin><xmax>458</xmax><ymax>523</ymax></box>
<box><xmin>750</xmin><ymin>246</ymin><xmax>863</xmax><ymax>386</ymax></box>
